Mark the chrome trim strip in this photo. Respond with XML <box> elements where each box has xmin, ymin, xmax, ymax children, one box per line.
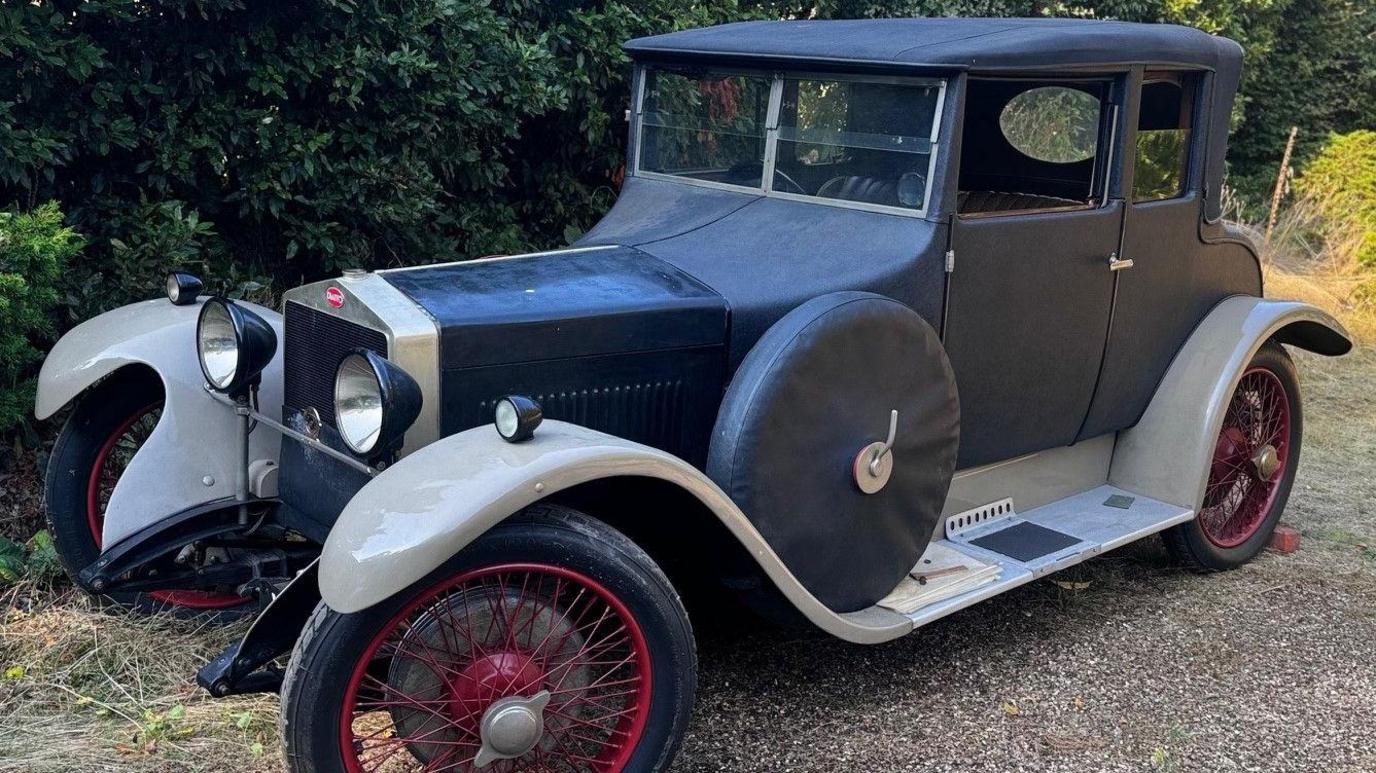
<box><xmin>283</xmin><ymin>274</ymin><xmax>440</xmax><ymax>457</ymax></box>
<box><xmin>378</xmin><ymin>245</ymin><xmax>618</xmax><ymax>275</ymax></box>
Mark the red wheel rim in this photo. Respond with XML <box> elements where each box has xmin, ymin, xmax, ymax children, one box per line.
<box><xmin>86</xmin><ymin>403</ymin><xmax>247</xmax><ymax>610</ymax></box>
<box><xmin>1199</xmin><ymin>367</ymin><xmax>1292</xmax><ymax>548</ymax></box>
<box><xmin>339</xmin><ymin>563</ymin><xmax>653</xmax><ymax>772</ymax></box>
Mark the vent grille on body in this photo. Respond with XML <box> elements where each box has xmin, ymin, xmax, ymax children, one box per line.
<box><xmin>283</xmin><ymin>301</ymin><xmax>388</xmax><ymax>426</ymax></box>
<box><xmin>478</xmin><ymin>380</ymin><xmax>688</xmax><ymax>451</ymax></box>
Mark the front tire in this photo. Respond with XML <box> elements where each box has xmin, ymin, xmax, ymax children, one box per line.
<box><xmin>281</xmin><ymin>504</ymin><xmax>696</xmax><ymax>773</ymax></box>
<box><xmin>1163</xmin><ymin>343</ymin><xmax>1302</xmax><ymax>570</ymax></box>
<box><xmin>44</xmin><ymin>368</ymin><xmax>254</xmax><ymax>620</ymax></box>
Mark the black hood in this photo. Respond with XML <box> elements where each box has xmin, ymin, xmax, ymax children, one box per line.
<box><xmin>380</xmin><ymin>245</ymin><xmax>728</xmax><ymax>368</ymax></box>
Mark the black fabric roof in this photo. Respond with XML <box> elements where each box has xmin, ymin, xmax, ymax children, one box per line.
<box><xmin>625</xmin><ymin>18</ymin><xmax>1242</xmax><ymax>74</ymax></box>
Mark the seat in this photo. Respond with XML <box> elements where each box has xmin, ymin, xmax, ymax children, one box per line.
<box><xmin>816</xmin><ymin>175</ymin><xmax>899</xmax><ymax>207</ymax></box>
<box><xmin>958</xmin><ymin>190</ymin><xmax>1082</xmax><ymax>214</ymax></box>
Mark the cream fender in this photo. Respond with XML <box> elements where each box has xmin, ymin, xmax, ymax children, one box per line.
<box><xmin>318</xmin><ymin>420</ymin><xmax>914</xmax><ymax>644</ymax></box>
<box><xmin>1110</xmin><ymin>296</ymin><xmax>1350</xmax><ymax>511</ymax></box>
<box><xmin>35</xmin><ymin>298</ymin><xmax>284</xmax><ymax>546</ymax></box>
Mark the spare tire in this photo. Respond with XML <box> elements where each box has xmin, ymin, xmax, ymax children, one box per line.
<box><xmin>707</xmin><ymin>292</ymin><xmax>960</xmax><ymax>612</ymax></box>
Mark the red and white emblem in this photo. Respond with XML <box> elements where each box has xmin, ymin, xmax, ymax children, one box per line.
<box><xmin>325</xmin><ymin>287</ymin><xmax>345</xmax><ymax>309</ymax></box>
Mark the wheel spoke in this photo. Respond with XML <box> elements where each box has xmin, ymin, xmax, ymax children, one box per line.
<box><xmin>340</xmin><ymin>563</ymin><xmax>653</xmax><ymax>772</ymax></box>
<box><xmin>1198</xmin><ymin>366</ymin><xmax>1291</xmax><ymax>549</ymax></box>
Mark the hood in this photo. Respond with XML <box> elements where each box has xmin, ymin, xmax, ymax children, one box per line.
<box><xmin>379</xmin><ymin>245</ymin><xmax>728</xmax><ymax>368</ymax></box>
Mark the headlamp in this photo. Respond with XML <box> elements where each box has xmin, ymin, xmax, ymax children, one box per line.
<box><xmin>196</xmin><ymin>298</ymin><xmax>277</xmax><ymax>396</ymax></box>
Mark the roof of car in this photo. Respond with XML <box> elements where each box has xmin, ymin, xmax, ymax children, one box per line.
<box><xmin>624</xmin><ymin>18</ymin><xmax>1242</xmax><ymax>74</ymax></box>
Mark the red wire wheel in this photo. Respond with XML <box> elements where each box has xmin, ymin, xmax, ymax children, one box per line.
<box><xmin>86</xmin><ymin>402</ymin><xmax>248</xmax><ymax>610</ymax></box>
<box><xmin>1198</xmin><ymin>366</ymin><xmax>1293</xmax><ymax>549</ymax></box>
<box><xmin>339</xmin><ymin>562</ymin><xmax>654</xmax><ymax>772</ymax></box>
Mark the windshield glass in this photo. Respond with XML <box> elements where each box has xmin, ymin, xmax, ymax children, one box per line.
<box><xmin>774</xmin><ymin>78</ymin><xmax>939</xmax><ymax>211</ymax></box>
<box><xmin>638</xmin><ymin>69</ymin><xmax>772</xmax><ymax>187</ymax></box>
<box><xmin>636</xmin><ymin>67</ymin><xmax>942</xmax><ymax>214</ymax></box>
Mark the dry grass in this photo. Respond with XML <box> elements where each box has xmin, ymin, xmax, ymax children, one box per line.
<box><xmin>1256</xmin><ymin>193</ymin><xmax>1376</xmax><ymax>341</ymax></box>
<box><xmin>0</xmin><ymin>585</ymin><xmax>281</xmax><ymax>773</ymax></box>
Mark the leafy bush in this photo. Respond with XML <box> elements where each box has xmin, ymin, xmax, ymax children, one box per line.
<box><xmin>1</xmin><ymin>0</ymin><xmax>1371</xmax><ymax>324</ymax></box>
<box><xmin>0</xmin><ymin>203</ymin><xmax>80</xmax><ymax>434</ymax></box>
<box><xmin>1294</xmin><ymin>131</ymin><xmax>1376</xmax><ymax>267</ymax></box>
<box><xmin>0</xmin><ymin>0</ymin><xmax>762</xmax><ymax>319</ymax></box>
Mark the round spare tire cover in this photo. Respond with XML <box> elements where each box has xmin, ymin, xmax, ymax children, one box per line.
<box><xmin>707</xmin><ymin>291</ymin><xmax>960</xmax><ymax>612</ymax></box>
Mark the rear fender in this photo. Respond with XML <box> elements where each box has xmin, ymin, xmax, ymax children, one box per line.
<box><xmin>36</xmin><ymin>298</ymin><xmax>284</xmax><ymax>546</ymax></box>
<box><xmin>1110</xmin><ymin>296</ymin><xmax>1350</xmax><ymax>510</ymax></box>
<box><xmin>319</xmin><ymin>420</ymin><xmax>912</xmax><ymax>644</ymax></box>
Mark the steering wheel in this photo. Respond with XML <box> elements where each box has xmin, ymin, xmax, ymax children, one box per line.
<box><xmin>725</xmin><ymin>162</ymin><xmax>806</xmax><ymax>194</ymax></box>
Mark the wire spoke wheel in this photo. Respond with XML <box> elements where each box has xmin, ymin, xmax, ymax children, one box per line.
<box><xmin>1198</xmin><ymin>367</ymin><xmax>1292</xmax><ymax>548</ymax></box>
<box><xmin>86</xmin><ymin>401</ymin><xmax>247</xmax><ymax>610</ymax></box>
<box><xmin>340</xmin><ymin>563</ymin><xmax>654</xmax><ymax>773</ymax></box>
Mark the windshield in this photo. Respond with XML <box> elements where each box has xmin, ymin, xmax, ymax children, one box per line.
<box><xmin>638</xmin><ymin>69</ymin><xmax>773</xmax><ymax>187</ymax></box>
<box><xmin>635</xmin><ymin>67</ymin><xmax>943</xmax><ymax>215</ymax></box>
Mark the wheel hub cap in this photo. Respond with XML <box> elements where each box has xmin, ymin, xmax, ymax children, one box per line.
<box><xmin>474</xmin><ymin>691</ymin><xmax>550</xmax><ymax>767</ymax></box>
<box><xmin>1252</xmin><ymin>444</ymin><xmax>1280</xmax><ymax>481</ymax></box>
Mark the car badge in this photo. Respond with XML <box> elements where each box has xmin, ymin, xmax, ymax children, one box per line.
<box><xmin>325</xmin><ymin>287</ymin><xmax>345</xmax><ymax>308</ymax></box>
<box><xmin>302</xmin><ymin>407</ymin><xmax>323</xmax><ymax>441</ymax></box>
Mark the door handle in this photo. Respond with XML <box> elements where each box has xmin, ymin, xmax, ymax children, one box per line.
<box><xmin>1108</xmin><ymin>253</ymin><xmax>1135</xmax><ymax>271</ymax></box>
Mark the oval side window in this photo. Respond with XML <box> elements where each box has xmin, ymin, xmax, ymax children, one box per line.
<box><xmin>998</xmin><ymin>86</ymin><xmax>1101</xmax><ymax>164</ymax></box>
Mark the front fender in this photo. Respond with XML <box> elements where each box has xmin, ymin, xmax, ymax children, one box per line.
<box><xmin>319</xmin><ymin>420</ymin><xmax>913</xmax><ymax>644</ymax></box>
<box><xmin>36</xmin><ymin>298</ymin><xmax>284</xmax><ymax>546</ymax></box>
<box><xmin>1110</xmin><ymin>296</ymin><xmax>1351</xmax><ymax>511</ymax></box>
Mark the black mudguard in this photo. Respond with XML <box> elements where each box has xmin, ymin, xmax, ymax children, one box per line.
<box><xmin>197</xmin><ymin>561</ymin><xmax>321</xmax><ymax>697</ymax></box>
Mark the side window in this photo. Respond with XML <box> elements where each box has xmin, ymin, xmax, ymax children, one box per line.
<box><xmin>999</xmin><ymin>86</ymin><xmax>1101</xmax><ymax>164</ymax></box>
<box><xmin>957</xmin><ymin>79</ymin><xmax>1112</xmax><ymax>216</ymax></box>
<box><xmin>1133</xmin><ymin>74</ymin><xmax>1197</xmax><ymax>201</ymax></box>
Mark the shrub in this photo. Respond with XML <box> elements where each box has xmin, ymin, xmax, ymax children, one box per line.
<box><xmin>0</xmin><ymin>203</ymin><xmax>81</xmax><ymax>435</ymax></box>
<box><xmin>0</xmin><ymin>0</ymin><xmax>763</xmax><ymax>319</ymax></box>
<box><xmin>1294</xmin><ymin>130</ymin><xmax>1376</xmax><ymax>267</ymax></box>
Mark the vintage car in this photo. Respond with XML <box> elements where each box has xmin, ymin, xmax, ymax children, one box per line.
<box><xmin>35</xmin><ymin>17</ymin><xmax>1351</xmax><ymax>773</ymax></box>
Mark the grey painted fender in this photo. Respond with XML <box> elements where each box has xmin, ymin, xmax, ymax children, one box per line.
<box><xmin>319</xmin><ymin>420</ymin><xmax>914</xmax><ymax>644</ymax></box>
<box><xmin>1110</xmin><ymin>296</ymin><xmax>1350</xmax><ymax>511</ymax></box>
<box><xmin>35</xmin><ymin>298</ymin><xmax>284</xmax><ymax>546</ymax></box>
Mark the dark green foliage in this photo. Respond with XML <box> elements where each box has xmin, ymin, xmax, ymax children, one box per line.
<box><xmin>1224</xmin><ymin>0</ymin><xmax>1376</xmax><ymax>206</ymax></box>
<box><xmin>0</xmin><ymin>203</ymin><xmax>80</xmax><ymax>434</ymax></box>
<box><xmin>0</xmin><ymin>0</ymin><xmax>1369</xmax><ymax>326</ymax></box>
<box><xmin>0</xmin><ymin>0</ymin><xmax>762</xmax><ymax>320</ymax></box>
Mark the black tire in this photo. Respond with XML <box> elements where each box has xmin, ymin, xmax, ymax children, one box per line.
<box><xmin>1163</xmin><ymin>343</ymin><xmax>1302</xmax><ymax>571</ymax></box>
<box><xmin>44</xmin><ymin>367</ymin><xmax>257</xmax><ymax>622</ymax></box>
<box><xmin>281</xmin><ymin>503</ymin><xmax>696</xmax><ymax>773</ymax></box>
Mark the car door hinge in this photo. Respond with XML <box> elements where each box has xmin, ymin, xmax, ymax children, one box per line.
<box><xmin>945</xmin><ymin>249</ymin><xmax>956</xmax><ymax>273</ymax></box>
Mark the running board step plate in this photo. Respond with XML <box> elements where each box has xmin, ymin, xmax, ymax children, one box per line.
<box><xmin>898</xmin><ymin>484</ymin><xmax>1194</xmax><ymax>629</ymax></box>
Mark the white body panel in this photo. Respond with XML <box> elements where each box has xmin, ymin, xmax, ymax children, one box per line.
<box><xmin>1110</xmin><ymin>297</ymin><xmax>1349</xmax><ymax>510</ymax></box>
<box><xmin>319</xmin><ymin>420</ymin><xmax>913</xmax><ymax>644</ymax></box>
<box><xmin>35</xmin><ymin>298</ymin><xmax>284</xmax><ymax>546</ymax></box>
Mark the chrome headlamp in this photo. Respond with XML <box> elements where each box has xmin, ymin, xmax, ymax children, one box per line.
<box><xmin>197</xmin><ymin>298</ymin><xmax>277</xmax><ymax>396</ymax></box>
<box><xmin>166</xmin><ymin>272</ymin><xmax>203</xmax><ymax>306</ymax></box>
<box><xmin>334</xmin><ymin>349</ymin><xmax>423</xmax><ymax>456</ymax></box>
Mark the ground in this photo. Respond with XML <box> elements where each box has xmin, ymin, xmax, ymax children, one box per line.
<box><xmin>1</xmin><ymin>349</ymin><xmax>1372</xmax><ymax>773</ymax></box>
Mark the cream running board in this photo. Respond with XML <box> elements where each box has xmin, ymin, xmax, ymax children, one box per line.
<box><xmin>881</xmin><ymin>484</ymin><xmax>1194</xmax><ymax>630</ymax></box>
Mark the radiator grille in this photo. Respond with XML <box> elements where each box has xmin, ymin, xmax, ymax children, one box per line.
<box><xmin>283</xmin><ymin>301</ymin><xmax>388</xmax><ymax>426</ymax></box>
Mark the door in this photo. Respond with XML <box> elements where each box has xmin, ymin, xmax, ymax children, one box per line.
<box><xmin>941</xmin><ymin>77</ymin><xmax>1124</xmax><ymax>469</ymax></box>
<box><xmin>944</xmin><ymin>205</ymin><xmax>1121</xmax><ymax>468</ymax></box>
<box><xmin>1077</xmin><ymin>71</ymin><xmax>1259</xmax><ymax>440</ymax></box>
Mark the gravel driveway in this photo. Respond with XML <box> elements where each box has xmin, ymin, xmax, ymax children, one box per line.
<box><xmin>677</xmin><ymin>349</ymin><xmax>1376</xmax><ymax>773</ymax></box>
